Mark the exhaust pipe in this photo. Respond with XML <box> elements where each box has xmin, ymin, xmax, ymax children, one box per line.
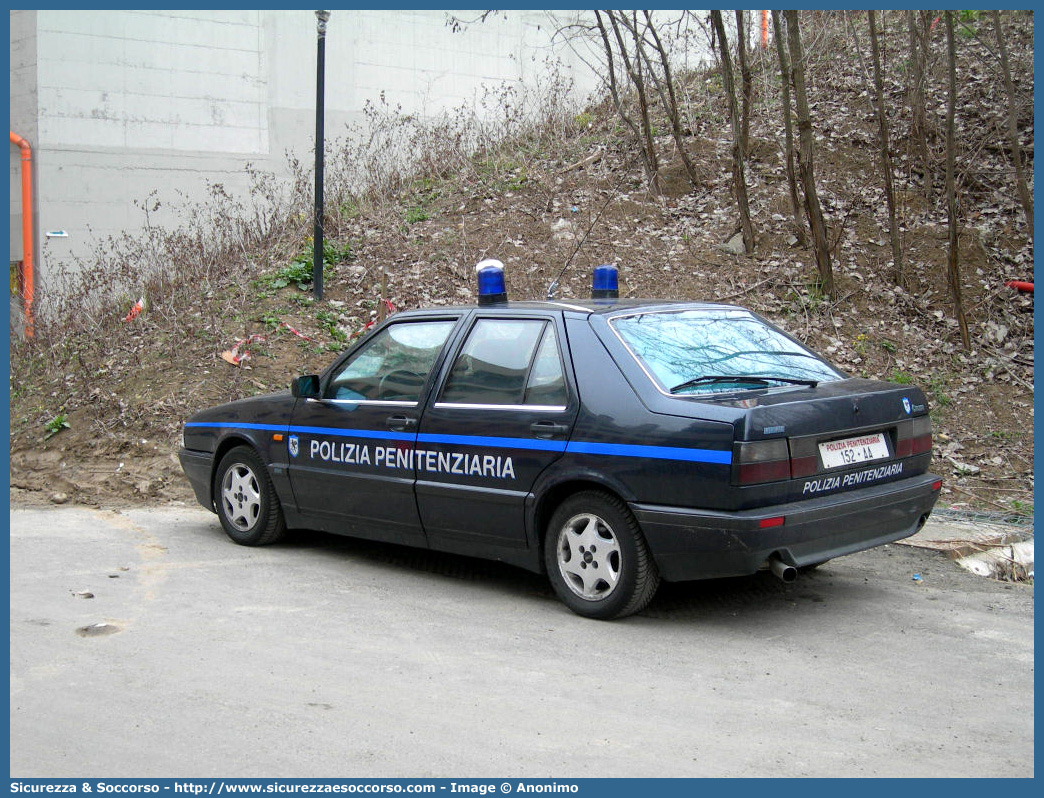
<box><xmin>769</xmin><ymin>558</ymin><xmax>797</xmax><ymax>583</ymax></box>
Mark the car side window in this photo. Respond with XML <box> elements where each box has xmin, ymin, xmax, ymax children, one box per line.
<box><xmin>325</xmin><ymin>320</ymin><xmax>455</xmax><ymax>402</ymax></box>
<box><xmin>524</xmin><ymin>324</ymin><xmax>567</xmax><ymax>406</ymax></box>
<box><xmin>440</xmin><ymin>319</ymin><xmax>566</xmax><ymax>407</ymax></box>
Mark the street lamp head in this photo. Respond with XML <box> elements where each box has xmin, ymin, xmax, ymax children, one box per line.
<box><xmin>316</xmin><ymin>10</ymin><xmax>330</xmax><ymax>35</ymax></box>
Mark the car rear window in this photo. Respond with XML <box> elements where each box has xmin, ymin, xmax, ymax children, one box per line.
<box><xmin>440</xmin><ymin>319</ymin><xmax>567</xmax><ymax>407</ymax></box>
<box><xmin>610</xmin><ymin>308</ymin><xmax>843</xmax><ymax>395</ymax></box>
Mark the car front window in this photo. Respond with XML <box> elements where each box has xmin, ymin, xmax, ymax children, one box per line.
<box><xmin>326</xmin><ymin>320</ymin><xmax>455</xmax><ymax>402</ymax></box>
<box><xmin>611</xmin><ymin>309</ymin><xmax>842</xmax><ymax>395</ymax></box>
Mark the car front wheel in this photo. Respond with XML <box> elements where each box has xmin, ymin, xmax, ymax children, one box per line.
<box><xmin>544</xmin><ymin>491</ymin><xmax>660</xmax><ymax>620</ymax></box>
<box><xmin>214</xmin><ymin>446</ymin><xmax>286</xmax><ymax>546</ymax></box>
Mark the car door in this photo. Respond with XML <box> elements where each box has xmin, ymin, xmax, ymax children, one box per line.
<box><xmin>414</xmin><ymin>313</ymin><xmax>578</xmax><ymax>554</ymax></box>
<box><xmin>288</xmin><ymin>316</ymin><xmax>459</xmax><ymax>546</ymax></box>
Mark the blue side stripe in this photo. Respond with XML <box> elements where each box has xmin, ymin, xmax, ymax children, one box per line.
<box><xmin>186</xmin><ymin>422</ymin><xmax>286</xmax><ymax>432</ymax></box>
<box><xmin>566</xmin><ymin>440</ymin><xmax>733</xmax><ymax>465</ymax></box>
<box><xmin>416</xmin><ymin>432</ymin><xmax>567</xmax><ymax>453</ymax></box>
<box><xmin>186</xmin><ymin>422</ymin><xmax>731</xmax><ymax>465</ymax></box>
<box><xmin>186</xmin><ymin>421</ymin><xmax>414</xmax><ymax>444</ymax></box>
<box><xmin>291</xmin><ymin>425</ymin><xmax>415</xmax><ymax>443</ymax></box>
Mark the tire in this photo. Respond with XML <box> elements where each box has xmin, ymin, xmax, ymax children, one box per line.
<box><xmin>544</xmin><ymin>491</ymin><xmax>660</xmax><ymax>620</ymax></box>
<box><xmin>213</xmin><ymin>446</ymin><xmax>286</xmax><ymax>546</ymax></box>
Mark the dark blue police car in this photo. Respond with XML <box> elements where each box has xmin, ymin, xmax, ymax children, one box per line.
<box><xmin>179</xmin><ymin>260</ymin><xmax>941</xmax><ymax>619</ymax></box>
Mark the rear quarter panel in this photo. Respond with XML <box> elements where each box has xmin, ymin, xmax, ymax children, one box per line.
<box><xmin>562</xmin><ymin>316</ymin><xmax>736</xmax><ymax>509</ymax></box>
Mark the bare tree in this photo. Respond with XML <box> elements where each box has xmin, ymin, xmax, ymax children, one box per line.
<box><xmin>735</xmin><ymin>10</ymin><xmax>753</xmax><ymax>154</ymax></box>
<box><xmin>640</xmin><ymin>11</ymin><xmax>703</xmax><ymax>188</ymax></box>
<box><xmin>784</xmin><ymin>10</ymin><xmax>833</xmax><ymax>296</ymax></box>
<box><xmin>608</xmin><ymin>12</ymin><xmax>661</xmax><ymax>195</ymax></box>
<box><xmin>594</xmin><ymin>10</ymin><xmax>661</xmax><ymax>193</ymax></box>
<box><xmin>943</xmin><ymin>12</ymin><xmax>971</xmax><ymax>350</ymax></box>
<box><xmin>771</xmin><ymin>11</ymin><xmax>807</xmax><ymax>247</ymax></box>
<box><xmin>868</xmin><ymin>11</ymin><xmax>904</xmax><ymax>285</ymax></box>
<box><xmin>906</xmin><ymin>11</ymin><xmax>932</xmax><ymax>196</ymax></box>
<box><xmin>992</xmin><ymin>10</ymin><xmax>1033</xmax><ymax>244</ymax></box>
<box><xmin>711</xmin><ymin>10</ymin><xmax>755</xmax><ymax>254</ymax></box>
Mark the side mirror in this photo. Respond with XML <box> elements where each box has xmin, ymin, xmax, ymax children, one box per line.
<box><xmin>291</xmin><ymin>374</ymin><xmax>321</xmax><ymax>399</ymax></box>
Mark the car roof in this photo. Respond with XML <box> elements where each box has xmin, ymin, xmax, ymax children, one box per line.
<box><xmin>399</xmin><ymin>299</ymin><xmax>746</xmax><ymax>317</ymax></box>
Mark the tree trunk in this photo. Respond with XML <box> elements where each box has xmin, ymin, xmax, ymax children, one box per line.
<box><xmin>868</xmin><ymin>11</ymin><xmax>904</xmax><ymax>285</ymax></box>
<box><xmin>594</xmin><ymin>11</ymin><xmax>661</xmax><ymax>194</ymax></box>
<box><xmin>608</xmin><ymin>11</ymin><xmax>661</xmax><ymax>195</ymax></box>
<box><xmin>711</xmin><ymin>10</ymin><xmax>755</xmax><ymax>254</ymax></box>
<box><xmin>992</xmin><ymin>10</ymin><xmax>1034</xmax><ymax>244</ymax></box>
<box><xmin>784</xmin><ymin>10</ymin><xmax>833</xmax><ymax>296</ymax></box>
<box><xmin>943</xmin><ymin>12</ymin><xmax>971</xmax><ymax>350</ymax></box>
<box><xmin>641</xmin><ymin>10</ymin><xmax>702</xmax><ymax>188</ymax></box>
<box><xmin>735</xmin><ymin>10</ymin><xmax>752</xmax><ymax>155</ymax></box>
<box><xmin>772</xmin><ymin>11</ymin><xmax>807</xmax><ymax>247</ymax></box>
<box><xmin>907</xmin><ymin>11</ymin><xmax>932</xmax><ymax>196</ymax></box>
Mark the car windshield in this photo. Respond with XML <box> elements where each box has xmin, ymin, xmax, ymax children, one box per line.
<box><xmin>611</xmin><ymin>308</ymin><xmax>843</xmax><ymax>395</ymax></box>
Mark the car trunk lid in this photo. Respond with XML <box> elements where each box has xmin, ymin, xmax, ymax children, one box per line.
<box><xmin>722</xmin><ymin>378</ymin><xmax>933</xmax><ymax>504</ymax></box>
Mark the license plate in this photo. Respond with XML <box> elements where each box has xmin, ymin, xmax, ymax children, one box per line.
<box><xmin>819</xmin><ymin>432</ymin><xmax>890</xmax><ymax>469</ymax></box>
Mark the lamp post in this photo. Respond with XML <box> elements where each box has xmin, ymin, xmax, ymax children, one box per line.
<box><xmin>313</xmin><ymin>10</ymin><xmax>331</xmax><ymax>300</ymax></box>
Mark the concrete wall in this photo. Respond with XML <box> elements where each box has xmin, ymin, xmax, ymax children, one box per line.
<box><xmin>9</xmin><ymin>10</ymin><xmax>38</xmax><ymax>272</ymax></box>
<box><xmin>8</xmin><ymin>9</ymin><xmax>601</xmax><ymax>291</ymax></box>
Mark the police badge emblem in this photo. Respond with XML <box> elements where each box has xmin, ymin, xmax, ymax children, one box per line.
<box><xmin>288</xmin><ymin>435</ymin><xmax>300</xmax><ymax>457</ymax></box>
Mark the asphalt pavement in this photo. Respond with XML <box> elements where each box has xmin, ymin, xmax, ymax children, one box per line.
<box><xmin>8</xmin><ymin>504</ymin><xmax>1034</xmax><ymax>778</ymax></box>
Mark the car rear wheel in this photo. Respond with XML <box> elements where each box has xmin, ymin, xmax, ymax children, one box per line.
<box><xmin>544</xmin><ymin>491</ymin><xmax>660</xmax><ymax>620</ymax></box>
<box><xmin>214</xmin><ymin>446</ymin><xmax>286</xmax><ymax>546</ymax></box>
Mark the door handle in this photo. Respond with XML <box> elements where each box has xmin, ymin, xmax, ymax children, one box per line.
<box><xmin>386</xmin><ymin>415</ymin><xmax>418</xmax><ymax>432</ymax></box>
<box><xmin>530</xmin><ymin>421</ymin><xmax>569</xmax><ymax>439</ymax></box>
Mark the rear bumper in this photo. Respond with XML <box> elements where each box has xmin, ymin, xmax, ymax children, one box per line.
<box><xmin>632</xmin><ymin>473</ymin><xmax>941</xmax><ymax>581</ymax></box>
<box><xmin>178</xmin><ymin>448</ymin><xmax>215</xmax><ymax>512</ymax></box>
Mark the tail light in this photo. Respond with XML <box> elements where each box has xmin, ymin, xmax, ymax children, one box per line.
<box><xmin>896</xmin><ymin>415</ymin><xmax>933</xmax><ymax>458</ymax></box>
<box><xmin>738</xmin><ymin>414</ymin><xmax>932</xmax><ymax>487</ymax></box>
<box><xmin>735</xmin><ymin>439</ymin><xmax>791</xmax><ymax>485</ymax></box>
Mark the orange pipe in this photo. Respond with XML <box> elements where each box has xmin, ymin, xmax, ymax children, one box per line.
<box><xmin>762</xmin><ymin>10</ymin><xmax>768</xmax><ymax>48</ymax></box>
<box><xmin>10</xmin><ymin>131</ymin><xmax>34</xmax><ymax>337</ymax></box>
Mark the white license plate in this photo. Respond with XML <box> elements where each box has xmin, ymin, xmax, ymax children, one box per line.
<box><xmin>819</xmin><ymin>432</ymin><xmax>890</xmax><ymax>469</ymax></box>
